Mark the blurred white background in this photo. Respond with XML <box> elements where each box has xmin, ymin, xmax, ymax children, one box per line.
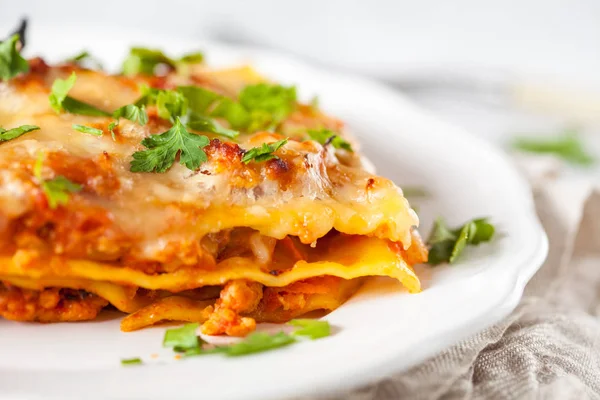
<box><xmin>2</xmin><ymin>0</ymin><xmax>600</xmax><ymax>178</ymax></box>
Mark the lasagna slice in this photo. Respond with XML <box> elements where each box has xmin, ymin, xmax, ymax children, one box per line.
<box><xmin>0</xmin><ymin>50</ymin><xmax>427</xmax><ymax>336</ymax></box>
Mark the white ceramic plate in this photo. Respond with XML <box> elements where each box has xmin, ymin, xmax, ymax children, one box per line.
<box><xmin>0</xmin><ymin>27</ymin><xmax>547</xmax><ymax>400</ymax></box>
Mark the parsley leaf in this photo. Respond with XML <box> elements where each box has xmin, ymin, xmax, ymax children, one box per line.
<box><xmin>187</xmin><ymin>112</ymin><xmax>239</xmax><ymax>139</ymax></box>
<box><xmin>0</xmin><ymin>125</ymin><xmax>39</xmax><ymax>142</ymax></box>
<box><xmin>130</xmin><ymin>117</ymin><xmax>210</xmax><ymax>173</ymax></box>
<box><xmin>176</xmin><ymin>319</ymin><xmax>331</xmax><ymax>359</ymax></box>
<box><xmin>289</xmin><ymin>319</ymin><xmax>331</xmax><ymax>339</ymax></box>
<box><xmin>112</xmin><ymin>104</ymin><xmax>148</xmax><ymax>125</ymax></box>
<box><xmin>49</xmin><ymin>73</ymin><xmax>111</xmax><ymax>116</ymax></box>
<box><xmin>34</xmin><ymin>154</ymin><xmax>82</xmax><ymax>209</ymax></box>
<box><xmin>122</xmin><ymin>47</ymin><xmax>174</xmax><ymax>76</ymax></box>
<box><xmin>225</xmin><ymin>332</ymin><xmax>296</xmax><ymax>356</ymax></box>
<box><xmin>156</xmin><ymin>90</ymin><xmax>188</xmax><ymax>121</ymax></box>
<box><xmin>49</xmin><ymin>72</ymin><xmax>76</xmax><ymax>113</ymax></box>
<box><xmin>179</xmin><ymin>52</ymin><xmax>204</xmax><ymax>64</ymax></box>
<box><xmin>511</xmin><ymin>130</ymin><xmax>594</xmax><ymax>166</ymax></box>
<box><xmin>239</xmin><ymin>84</ymin><xmax>297</xmax><ymax>131</ymax></box>
<box><xmin>401</xmin><ymin>186</ymin><xmax>429</xmax><ymax>198</ymax></box>
<box><xmin>66</xmin><ymin>50</ymin><xmax>104</xmax><ymax>70</ymax></box>
<box><xmin>163</xmin><ymin>323</ymin><xmax>201</xmax><ymax>351</ymax></box>
<box><xmin>122</xmin><ymin>48</ymin><xmax>204</xmax><ymax>76</ymax></box>
<box><xmin>241</xmin><ymin>138</ymin><xmax>288</xmax><ymax>164</ymax></box>
<box><xmin>121</xmin><ymin>357</ymin><xmax>142</xmax><ymax>366</ymax></box>
<box><xmin>0</xmin><ymin>34</ymin><xmax>29</xmax><ymax>81</ymax></box>
<box><xmin>307</xmin><ymin>129</ymin><xmax>353</xmax><ymax>152</ymax></box>
<box><xmin>178</xmin><ymin>85</ymin><xmax>246</xmax><ymax>136</ymax></box>
<box><xmin>134</xmin><ymin>86</ymin><xmax>187</xmax><ymax>122</ymax></box>
<box><xmin>72</xmin><ymin>124</ymin><xmax>103</xmax><ymax>136</ymax></box>
<box><xmin>427</xmin><ymin>217</ymin><xmax>495</xmax><ymax>265</ymax></box>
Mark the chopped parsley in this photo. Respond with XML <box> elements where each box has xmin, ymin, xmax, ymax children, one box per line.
<box><xmin>187</xmin><ymin>113</ymin><xmax>239</xmax><ymax>139</ymax></box>
<box><xmin>224</xmin><ymin>332</ymin><xmax>296</xmax><ymax>356</ymax></box>
<box><xmin>427</xmin><ymin>217</ymin><xmax>495</xmax><ymax>265</ymax></box>
<box><xmin>239</xmin><ymin>83</ymin><xmax>297</xmax><ymax>131</ymax></box>
<box><xmin>122</xmin><ymin>47</ymin><xmax>204</xmax><ymax>76</ymax></box>
<box><xmin>72</xmin><ymin>124</ymin><xmax>103</xmax><ymax>136</ymax></box>
<box><xmin>34</xmin><ymin>153</ymin><xmax>82</xmax><ymax>209</ymax></box>
<box><xmin>179</xmin><ymin>52</ymin><xmax>204</xmax><ymax>64</ymax></box>
<box><xmin>307</xmin><ymin>128</ymin><xmax>353</xmax><ymax>152</ymax></box>
<box><xmin>163</xmin><ymin>323</ymin><xmax>201</xmax><ymax>351</ymax></box>
<box><xmin>66</xmin><ymin>50</ymin><xmax>104</xmax><ymax>70</ymax></box>
<box><xmin>112</xmin><ymin>104</ymin><xmax>148</xmax><ymax>125</ymax></box>
<box><xmin>511</xmin><ymin>130</ymin><xmax>594</xmax><ymax>166</ymax></box>
<box><xmin>0</xmin><ymin>124</ymin><xmax>39</xmax><ymax>142</ymax></box>
<box><xmin>134</xmin><ymin>86</ymin><xmax>187</xmax><ymax>122</ymax></box>
<box><xmin>401</xmin><ymin>186</ymin><xmax>429</xmax><ymax>198</ymax></box>
<box><xmin>242</xmin><ymin>138</ymin><xmax>288</xmax><ymax>164</ymax></box>
<box><xmin>178</xmin><ymin>85</ymin><xmax>246</xmax><ymax>135</ymax></box>
<box><xmin>130</xmin><ymin>117</ymin><xmax>210</xmax><ymax>173</ymax></box>
<box><xmin>121</xmin><ymin>357</ymin><xmax>143</xmax><ymax>366</ymax></box>
<box><xmin>158</xmin><ymin>319</ymin><xmax>330</xmax><ymax>361</ymax></box>
<box><xmin>289</xmin><ymin>319</ymin><xmax>331</xmax><ymax>339</ymax></box>
<box><xmin>49</xmin><ymin>73</ymin><xmax>111</xmax><ymax>116</ymax></box>
<box><xmin>0</xmin><ymin>34</ymin><xmax>29</xmax><ymax>81</ymax></box>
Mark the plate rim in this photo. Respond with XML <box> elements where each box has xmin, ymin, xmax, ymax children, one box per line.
<box><xmin>0</xmin><ymin>27</ymin><xmax>548</xmax><ymax>400</ymax></box>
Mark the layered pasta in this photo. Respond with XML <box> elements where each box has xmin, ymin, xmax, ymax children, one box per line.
<box><xmin>0</xmin><ymin>50</ymin><xmax>427</xmax><ymax>336</ymax></box>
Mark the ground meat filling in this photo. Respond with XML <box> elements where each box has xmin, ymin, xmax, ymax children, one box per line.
<box><xmin>0</xmin><ymin>284</ymin><xmax>108</xmax><ymax>322</ymax></box>
<box><xmin>201</xmin><ymin>280</ymin><xmax>263</xmax><ymax>337</ymax></box>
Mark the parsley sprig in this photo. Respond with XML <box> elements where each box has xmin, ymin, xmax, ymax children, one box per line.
<box><xmin>0</xmin><ymin>34</ymin><xmax>29</xmax><ymax>81</ymax></box>
<box><xmin>427</xmin><ymin>217</ymin><xmax>495</xmax><ymax>265</ymax></box>
<box><xmin>65</xmin><ymin>50</ymin><xmax>104</xmax><ymax>70</ymax></box>
<box><xmin>242</xmin><ymin>138</ymin><xmax>288</xmax><ymax>164</ymax></box>
<box><xmin>307</xmin><ymin>128</ymin><xmax>353</xmax><ymax>152</ymax></box>
<box><xmin>0</xmin><ymin>124</ymin><xmax>39</xmax><ymax>142</ymax></box>
<box><xmin>159</xmin><ymin>318</ymin><xmax>330</xmax><ymax>359</ymax></box>
<box><xmin>34</xmin><ymin>153</ymin><xmax>82</xmax><ymax>209</ymax></box>
<box><xmin>130</xmin><ymin>117</ymin><xmax>210</xmax><ymax>173</ymax></box>
<box><xmin>72</xmin><ymin>124</ymin><xmax>102</xmax><ymax>136</ymax></box>
<box><xmin>120</xmin><ymin>357</ymin><xmax>142</xmax><ymax>366</ymax></box>
<box><xmin>48</xmin><ymin>73</ymin><xmax>148</xmax><ymax>139</ymax></box>
<box><xmin>122</xmin><ymin>47</ymin><xmax>204</xmax><ymax>76</ymax></box>
<box><xmin>49</xmin><ymin>72</ymin><xmax>111</xmax><ymax>116</ymax></box>
<box><xmin>239</xmin><ymin>83</ymin><xmax>297</xmax><ymax>131</ymax></box>
<box><xmin>511</xmin><ymin>130</ymin><xmax>594</xmax><ymax>166</ymax></box>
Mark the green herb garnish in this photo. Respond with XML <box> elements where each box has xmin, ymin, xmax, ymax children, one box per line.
<box><xmin>49</xmin><ymin>73</ymin><xmax>111</xmax><ymax>116</ymax></box>
<box><xmin>289</xmin><ymin>319</ymin><xmax>331</xmax><ymax>339</ymax></box>
<box><xmin>0</xmin><ymin>34</ymin><xmax>28</xmax><ymax>81</ymax></box>
<box><xmin>187</xmin><ymin>113</ymin><xmax>238</xmax><ymax>139</ymax></box>
<box><xmin>112</xmin><ymin>104</ymin><xmax>148</xmax><ymax>125</ymax></box>
<box><xmin>0</xmin><ymin>125</ymin><xmax>39</xmax><ymax>142</ymax></box>
<box><xmin>307</xmin><ymin>128</ymin><xmax>353</xmax><ymax>152</ymax></box>
<box><xmin>511</xmin><ymin>130</ymin><xmax>594</xmax><ymax>166</ymax></box>
<box><xmin>224</xmin><ymin>332</ymin><xmax>296</xmax><ymax>356</ymax></box>
<box><xmin>239</xmin><ymin>83</ymin><xmax>297</xmax><ymax>131</ymax></box>
<box><xmin>130</xmin><ymin>117</ymin><xmax>210</xmax><ymax>173</ymax></box>
<box><xmin>122</xmin><ymin>48</ymin><xmax>204</xmax><ymax>76</ymax></box>
<box><xmin>121</xmin><ymin>357</ymin><xmax>143</xmax><ymax>366</ymax></box>
<box><xmin>66</xmin><ymin>50</ymin><xmax>104</xmax><ymax>70</ymax></box>
<box><xmin>401</xmin><ymin>186</ymin><xmax>429</xmax><ymax>198</ymax></box>
<box><xmin>242</xmin><ymin>138</ymin><xmax>288</xmax><ymax>164</ymax></box>
<box><xmin>427</xmin><ymin>217</ymin><xmax>495</xmax><ymax>265</ymax></box>
<box><xmin>179</xmin><ymin>52</ymin><xmax>204</xmax><ymax>64</ymax></box>
<box><xmin>34</xmin><ymin>153</ymin><xmax>83</xmax><ymax>209</ymax></box>
<box><xmin>72</xmin><ymin>124</ymin><xmax>103</xmax><ymax>136</ymax></box>
<box><xmin>163</xmin><ymin>323</ymin><xmax>201</xmax><ymax>351</ymax></box>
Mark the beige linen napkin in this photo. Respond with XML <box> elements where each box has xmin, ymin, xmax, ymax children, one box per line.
<box><xmin>320</xmin><ymin>182</ymin><xmax>600</xmax><ymax>400</ymax></box>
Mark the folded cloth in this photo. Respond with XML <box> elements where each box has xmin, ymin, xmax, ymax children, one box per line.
<box><xmin>316</xmin><ymin>183</ymin><xmax>600</xmax><ymax>400</ymax></box>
